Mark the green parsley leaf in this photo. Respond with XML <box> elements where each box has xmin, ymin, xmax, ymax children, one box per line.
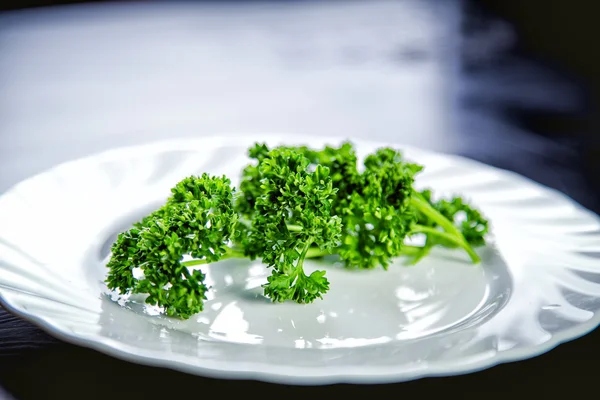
<box><xmin>240</xmin><ymin>147</ymin><xmax>342</xmax><ymax>303</ymax></box>
<box><xmin>107</xmin><ymin>140</ymin><xmax>490</xmax><ymax>320</ymax></box>
<box><xmin>106</xmin><ymin>173</ymin><xmax>239</xmax><ymax>319</ymax></box>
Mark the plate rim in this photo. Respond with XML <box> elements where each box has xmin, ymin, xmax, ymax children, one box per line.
<box><xmin>1</xmin><ymin>132</ymin><xmax>600</xmax><ymax>385</ymax></box>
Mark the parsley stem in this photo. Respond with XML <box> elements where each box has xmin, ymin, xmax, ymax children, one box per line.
<box><xmin>402</xmin><ymin>245</ymin><xmax>432</xmax><ymax>265</ymax></box>
<box><xmin>296</xmin><ymin>239</ymin><xmax>313</xmax><ymax>275</ymax></box>
<box><xmin>304</xmin><ymin>244</ymin><xmax>432</xmax><ymax>260</ymax></box>
<box><xmin>287</xmin><ymin>224</ymin><xmax>303</xmax><ymax>232</ymax></box>
<box><xmin>410</xmin><ymin>224</ymin><xmax>480</xmax><ymax>263</ymax></box>
<box><xmin>398</xmin><ymin>245</ymin><xmax>427</xmax><ymax>256</ymax></box>
<box><xmin>410</xmin><ymin>192</ymin><xmax>480</xmax><ymax>264</ymax></box>
<box><xmin>305</xmin><ymin>247</ymin><xmax>332</xmax><ymax>259</ymax></box>
<box><xmin>181</xmin><ymin>248</ymin><xmax>245</xmax><ymax>267</ymax></box>
<box><xmin>410</xmin><ymin>192</ymin><xmax>461</xmax><ymax>236</ymax></box>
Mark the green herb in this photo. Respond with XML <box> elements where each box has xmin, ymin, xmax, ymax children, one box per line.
<box><xmin>106</xmin><ymin>174</ymin><xmax>240</xmax><ymax>319</ymax></box>
<box><xmin>240</xmin><ymin>147</ymin><xmax>342</xmax><ymax>303</ymax></box>
<box><xmin>241</xmin><ymin>143</ymin><xmax>485</xmax><ymax>269</ymax></box>
<box><xmin>106</xmin><ymin>141</ymin><xmax>490</xmax><ymax>319</ymax></box>
<box><xmin>407</xmin><ymin>189</ymin><xmax>489</xmax><ymax>264</ymax></box>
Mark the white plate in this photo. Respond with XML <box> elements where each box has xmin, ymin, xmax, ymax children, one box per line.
<box><xmin>1</xmin><ymin>134</ymin><xmax>600</xmax><ymax>385</ymax></box>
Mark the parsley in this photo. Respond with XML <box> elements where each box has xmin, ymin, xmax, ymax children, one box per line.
<box><xmin>106</xmin><ymin>174</ymin><xmax>241</xmax><ymax>319</ymax></box>
<box><xmin>239</xmin><ymin>147</ymin><xmax>342</xmax><ymax>303</ymax></box>
<box><xmin>407</xmin><ymin>188</ymin><xmax>489</xmax><ymax>264</ymax></box>
<box><xmin>242</xmin><ymin>143</ymin><xmax>486</xmax><ymax>269</ymax></box>
<box><xmin>106</xmin><ymin>141</ymin><xmax>490</xmax><ymax>319</ymax></box>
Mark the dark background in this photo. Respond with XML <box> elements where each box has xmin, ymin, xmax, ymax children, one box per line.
<box><xmin>1</xmin><ymin>0</ymin><xmax>600</xmax><ymax>399</ymax></box>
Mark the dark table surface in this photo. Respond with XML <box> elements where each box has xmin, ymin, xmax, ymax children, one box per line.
<box><xmin>1</xmin><ymin>1</ymin><xmax>599</xmax><ymax>398</ymax></box>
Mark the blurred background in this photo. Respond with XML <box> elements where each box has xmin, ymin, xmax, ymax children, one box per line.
<box><xmin>1</xmin><ymin>0</ymin><xmax>598</xmax><ymax>211</ymax></box>
<box><xmin>1</xmin><ymin>0</ymin><xmax>599</xmax><ymax>398</ymax></box>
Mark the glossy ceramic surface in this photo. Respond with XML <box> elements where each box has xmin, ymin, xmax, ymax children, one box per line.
<box><xmin>1</xmin><ymin>134</ymin><xmax>600</xmax><ymax>384</ymax></box>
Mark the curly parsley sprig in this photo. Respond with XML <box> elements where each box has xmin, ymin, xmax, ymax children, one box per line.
<box><xmin>240</xmin><ymin>147</ymin><xmax>342</xmax><ymax>303</ymax></box>
<box><xmin>106</xmin><ymin>174</ymin><xmax>240</xmax><ymax>319</ymax></box>
<box><xmin>106</xmin><ymin>141</ymin><xmax>490</xmax><ymax>320</ymax></box>
<box><xmin>240</xmin><ymin>143</ymin><xmax>486</xmax><ymax>269</ymax></box>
